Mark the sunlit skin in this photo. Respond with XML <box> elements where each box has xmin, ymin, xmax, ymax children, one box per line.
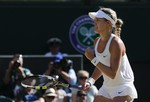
<box><xmin>84</xmin><ymin>16</ymin><xmax>133</xmax><ymax>102</ymax></box>
<box><xmin>94</xmin><ymin>18</ymin><xmax>112</xmax><ymax>34</ymax></box>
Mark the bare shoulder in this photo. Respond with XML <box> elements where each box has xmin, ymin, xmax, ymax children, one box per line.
<box><xmin>112</xmin><ymin>35</ymin><xmax>124</xmax><ymax>45</ymax></box>
<box><xmin>111</xmin><ymin>36</ymin><xmax>126</xmax><ymax>53</ymax></box>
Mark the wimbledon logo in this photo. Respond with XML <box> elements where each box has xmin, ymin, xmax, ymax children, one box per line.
<box><xmin>69</xmin><ymin>15</ymin><xmax>98</xmax><ymax>54</ymax></box>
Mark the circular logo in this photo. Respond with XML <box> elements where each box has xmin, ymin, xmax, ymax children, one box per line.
<box><xmin>69</xmin><ymin>15</ymin><xmax>98</xmax><ymax>54</ymax></box>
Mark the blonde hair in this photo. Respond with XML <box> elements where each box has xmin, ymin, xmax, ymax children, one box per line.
<box><xmin>100</xmin><ymin>7</ymin><xmax>118</xmax><ymax>24</ymax></box>
<box><xmin>77</xmin><ymin>70</ymin><xmax>89</xmax><ymax>78</ymax></box>
<box><xmin>116</xmin><ymin>18</ymin><xmax>123</xmax><ymax>27</ymax></box>
<box><xmin>115</xmin><ymin>18</ymin><xmax>124</xmax><ymax>37</ymax></box>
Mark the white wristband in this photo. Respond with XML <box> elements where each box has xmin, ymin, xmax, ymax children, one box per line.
<box><xmin>91</xmin><ymin>57</ymin><xmax>99</xmax><ymax>66</ymax></box>
<box><xmin>88</xmin><ymin>77</ymin><xmax>95</xmax><ymax>85</ymax></box>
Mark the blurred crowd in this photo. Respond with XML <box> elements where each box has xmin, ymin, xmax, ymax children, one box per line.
<box><xmin>0</xmin><ymin>37</ymin><xmax>99</xmax><ymax>102</ymax></box>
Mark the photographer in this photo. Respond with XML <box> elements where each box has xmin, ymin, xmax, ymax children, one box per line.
<box><xmin>2</xmin><ymin>54</ymin><xmax>32</xmax><ymax>100</ymax></box>
<box><xmin>44</xmin><ymin>56</ymin><xmax>77</xmax><ymax>85</ymax></box>
<box><xmin>44</xmin><ymin>56</ymin><xmax>77</xmax><ymax>102</ymax></box>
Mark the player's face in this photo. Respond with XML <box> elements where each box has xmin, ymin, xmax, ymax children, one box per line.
<box><xmin>94</xmin><ymin>17</ymin><xmax>109</xmax><ymax>34</ymax></box>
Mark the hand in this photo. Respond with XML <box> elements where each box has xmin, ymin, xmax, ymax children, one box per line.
<box><xmin>44</xmin><ymin>62</ymin><xmax>55</xmax><ymax>75</ymax></box>
<box><xmin>84</xmin><ymin>47</ymin><xmax>95</xmax><ymax>61</ymax></box>
<box><xmin>82</xmin><ymin>82</ymin><xmax>91</xmax><ymax>92</ymax></box>
<box><xmin>48</xmin><ymin>61</ymin><xmax>54</xmax><ymax>69</ymax></box>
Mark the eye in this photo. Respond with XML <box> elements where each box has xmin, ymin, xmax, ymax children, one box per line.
<box><xmin>94</xmin><ymin>19</ymin><xmax>100</xmax><ymax>22</ymax></box>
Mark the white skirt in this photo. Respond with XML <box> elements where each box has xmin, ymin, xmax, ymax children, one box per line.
<box><xmin>98</xmin><ymin>83</ymin><xmax>138</xmax><ymax>99</ymax></box>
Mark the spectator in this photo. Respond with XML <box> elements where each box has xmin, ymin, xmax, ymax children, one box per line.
<box><xmin>43</xmin><ymin>88</ymin><xmax>58</xmax><ymax>102</ymax></box>
<box><xmin>2</xmin><ymin>54</ymin><xmax>33</xmax><ymax>101</ymax></box>
<box><xmin>44</xmin><ymin>56</ymin><xmax>77</xmax><ymax>102</ymax></box>
<box><xmin>76</xmin><ymin>91</ymin><xmax>87</xmax><ymax>102</ymax></box>
<box><xmin>34</xmin><ymin>88</ymin><xmax>66</xmax><ymax>102</ymax></box>
<box><xmin>71</xmin><ymin>70</ymin><xmax>98</xmax><ymax>102</ymax></box>
<box><xmin>45</xmin><ymin>37</ymin><xmax>68</xmax><ymax>57</ymax></box>
<box><xmin>44</xmin><ymin>56</ymin><xmax>77</xmax><ymax>85</ymax></box>
<box><xmin>56</xmin><ymin>88</ymin><xmax>67</xmax><ymax>102</ymax></box>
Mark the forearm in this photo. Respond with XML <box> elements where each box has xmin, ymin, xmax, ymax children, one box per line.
<box><xmin>85</xmin><ymin>48</ymin><xmax>116</xmax><ymax>79</ymax></box>
<box><xmin>17</xmin><ymin>67</ymin><xmax>26</xmax><ymax>78</ymax></box>
<box><xmin>91</xmin><ymin>68</ymin><xmax>102</xmax><ymax>81</ymax></box>
<box><xmin>95</xmin><ymin>62</ymin><xmax>116</xmax><ymax>79</ymax></box>
<box><xmin>3</xmin><ymin>69</ymin><xmax>11</xmax><ymax>84</ymax></box>
<box><xmin>58</xmin><ymin>70</ymin><xmax>71</xmax><ymax>83</ymax></box>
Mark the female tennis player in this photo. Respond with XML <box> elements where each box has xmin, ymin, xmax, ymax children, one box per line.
<box><xmin>84</xmin><ymin>7</ymin><xmax>138</xmax><ymax>102</ymax></box>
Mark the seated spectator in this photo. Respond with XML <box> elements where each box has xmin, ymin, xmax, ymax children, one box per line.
<box><xmin>34</xmin><ymin>87</ymin><xmax>66</xmax><ymax>102</ymax></box>
<box><xmin>71</xmin><ymin>70</ymin><xmax>98</xmax><ymax>102</ymax></box>
<box><xmin>45</xmin><ymin>37</ymin><xmax>68</xmax><ymax>57</ymax></box>
<box><xmin>76</xmin><ymin>91</ymin><xmax>87</xmax><ymax>102</ymax></box>
<box><xmin>43</xmin><ymin>88</ymin><xmax>58</xmax><ymax>102</ymax></box>
<box><xmin>56</xmin><ymin>88</ymin><xmax>67</xmax><ymax>102</ymax></box>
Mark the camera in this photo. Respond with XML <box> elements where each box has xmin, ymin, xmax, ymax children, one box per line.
<box><xmin>53</xmin><ymin>58</ymin><xmax>67</xmax><ymax>68</ymax></box>
<box><xmin>53</xmin><ymin>58</ymin><xmax>68</xmax><ymax>70</ymax></box>
<box><xmin>12</xmin><ymin>60</ymin><xmax>21</xmax><ymax>70</ymax></box>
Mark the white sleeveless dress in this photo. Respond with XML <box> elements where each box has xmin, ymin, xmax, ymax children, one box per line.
<box><xmin>95</xmin><ymin>34</ymin><xmax>138</xmax><ymax>99</ymax></box>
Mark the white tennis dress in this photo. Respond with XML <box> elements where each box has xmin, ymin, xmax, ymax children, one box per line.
<box><xmin>95</xmin><ymin>34</ymin><xmax>138</xmax><ymax>99</ymax></box>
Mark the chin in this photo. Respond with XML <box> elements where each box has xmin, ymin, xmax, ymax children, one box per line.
<box><xmin>94</xmin><ymin>30</ymin><xmax>98</xmax><ymax>34</ymax></box>
<box><xmin>94</xmin><ymin>29</ymin><xmax>98</xmax><ymax>33</ymax></box>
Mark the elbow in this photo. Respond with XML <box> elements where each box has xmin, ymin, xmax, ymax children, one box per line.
<box><xmin>110</xmin><ymin>72</ymin><xmax>117</xmax><ymax>79</ymax></box>
<box><xmin>111</xmin><ymin>76</ymin><xmax>115</xmax><ymax>79</ymax></box>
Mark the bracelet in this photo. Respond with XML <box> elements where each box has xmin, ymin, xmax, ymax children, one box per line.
<box><xmin>91</xmin><ymin>57</ymin><xmax>99</xmax><ymax>66</ymax></box>
<box><xmin>88</xmin><ymin>77</ymin><xmax>95</xmax><ymax>85</ymax></box>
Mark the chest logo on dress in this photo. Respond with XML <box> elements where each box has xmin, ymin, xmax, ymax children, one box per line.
<box><xmin>103</xmin><ymin>54</ymin><xmax>108</xmax><ymax>58</ymax></box>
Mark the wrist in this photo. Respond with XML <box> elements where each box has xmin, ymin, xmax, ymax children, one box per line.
<box><xmin>91</xmin><ymin>57</ymin><xmax>99</xmax><ymax>66</ymax></box>
<box><xmin>87</xmin><ymin>77</ymin><xmax>95</xmax><ymax>86</ymax></box>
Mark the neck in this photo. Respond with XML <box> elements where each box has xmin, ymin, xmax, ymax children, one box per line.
<box><xmin>100</xmin><ymin>32</ymin><xmax>111</xmax><ymax>42</ymax></box>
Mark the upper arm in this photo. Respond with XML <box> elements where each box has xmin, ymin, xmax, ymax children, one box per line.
<box><xmin>110</xmin><ymin>37</ymin><xmax>125</xmax><ymax>76</ymax></box>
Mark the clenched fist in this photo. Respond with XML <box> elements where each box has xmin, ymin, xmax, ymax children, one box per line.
<box><xmin>84</xmin><ymin>47</ymin><xmax>95</xmax><ymax>61</ymax></box>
